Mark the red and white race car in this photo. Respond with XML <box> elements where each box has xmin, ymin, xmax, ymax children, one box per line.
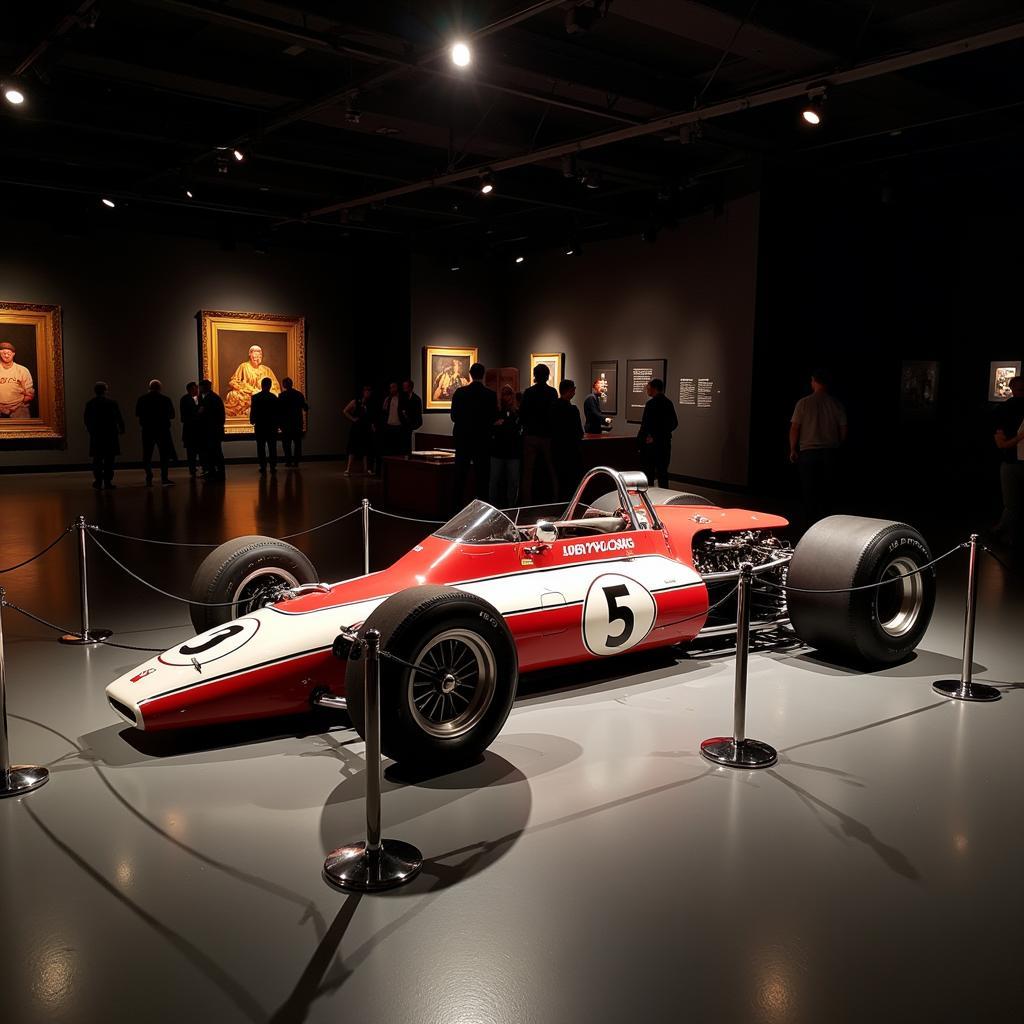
<box><xmin>106</xmin><ymin>468</ymin><xmax>936</xmax><ymax>770</ymax></box>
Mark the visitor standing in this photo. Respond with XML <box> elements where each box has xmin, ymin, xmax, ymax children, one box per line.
<box><xmin>451</xmin><ymin>362</ymin><xmax>497</xmax><ymax>504</ymax></box>
<box><xmin>83</xmin><ymin>382</ymin><xmax>125</xmax><ymax>489</ymax></box>
<box><xmin>518</xmin><ymin>363</ymin><xmax>559</xmax><ymax>504</ymax></box>
<box><xmin>489</xmin><ymin>385</ymin><xmax>522</xmax><ymax>509</ymax></box>
<box><xmin>343</xmin><ymin>385</ymin><xmax>374</xmax><ymax>476</ymax></box>
<box><xmin>551</xmin><ymin>379</ymin><xmax>584</xmax><ymax>500</ymax></box>
<box><xmin>993</xmin><ymin>375</ymin><xmax>1024</xmax><ymax>546</ymax></box>
<box><xmin>135</xmin><ymin>379</ymin><xmax>176</xmax><ymax>486</ymax></box>
<box><xmin>639</xmin><ymin>378</ymin><xmax>677</xmax><ymax>489</ymax></box>
<box><xmin>198</xmin><ymin>379</ymin><xmax>226</xmax><ymax>481</ymax></box>
<box><xmin>250</xmin><ymin>377</ymin><xmax>279</xmax><ymax>473</ymax></box>
<box><xmin>584</xmin><ymin>377</ymin><xmax>611</xmax><ymax>434</ymax></box>
<box><xmin>400</xmin><ymin>377</ymin><xmax>423</xmax><ymax>454</ymax></box>
<box><xmin>179</xmin><ymin>381</ymin><xmax>201</xmax><ymax>477</ymax></box>
<box><xmin>789</xmin><ymin>369</ymin><xmax>847</xmax><ymax>525</ymax></box>
<box><xmin>381</xmin><ymin>381</ymin><xmax>404</xmax><ymax>458</ymax></box>
<box><xmin>278</xmin><ymin>376</ymin><xmax>308</xmax><ymax>467</ymax></box>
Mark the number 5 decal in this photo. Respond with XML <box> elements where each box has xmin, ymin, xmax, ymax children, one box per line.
<box><xmin>582</xmin><ymin>573</ymin><xmax>657</xmax><ymax>656</ymax></box>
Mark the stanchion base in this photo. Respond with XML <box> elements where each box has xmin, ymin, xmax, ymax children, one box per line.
<box><xmin>932</xmin><ymin>679</ymin><xmax>1001</xmax><ymax>702</ymax></box>
<box><xmin>59</xmin><ymin>629</ymin><xmax>113</xmax><ymax>645</ymax></box>
<box><xmin>0</xmin><ymin>766</ymin><xmax>49</xmax><ymax>798</ymax></box>
<box><xmin>324</xmin><ymin>839</ymin><xmax>423</xmax><ymax>892</ymax></box>
<box><xmin>700</xmin><ymin>737</ymin><xmax>778</xmax><ymax>769</ymax></box>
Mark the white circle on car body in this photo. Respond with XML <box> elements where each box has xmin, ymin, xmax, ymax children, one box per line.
<box><xmin>158</xmin><ymin>616</ymin><xmax>261</xmax><ymax>667</ymax></box>
<box><xmin>582</xmin><ymin>573</ymin><xmax>657</xmax><ymax>656</ymax></box>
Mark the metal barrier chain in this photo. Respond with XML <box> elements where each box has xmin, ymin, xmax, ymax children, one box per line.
<box><xmin>0</xmin><ymin>526</ymin><xmax>73</xmax><ymax>574</ymax></box>
<box><xmin>758</xmin><ymin>542</ymin><xmax>966</xmax><ymax>595</ymax></box>
<box><xmin>1</xmin><ymin>598</ymin><xmax>168</xmax><ymax>652</ymax></box>
<box><xmin>278</xmin><ymin>506</ymin><xmax>362</xmax><ymax>540</ymax></box>
<box><xmin>370</xmin><ymin>507</ymin><xmax>447</xmax><ymax>525</ymax></box>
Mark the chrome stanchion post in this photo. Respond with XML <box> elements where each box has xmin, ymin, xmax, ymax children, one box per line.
<box><xmin>324</xmin><ymin>628</ymin><xmax>423</xmax><ymax>891</ymax></box>
<box><xmin>701</xmin><ymin>563</ymin><xmax>778</xmax><ymax>769</ymax></box>
<box><xmin>59</xmin><ymin>517</ymin><xmax>112</xmax><ymax>645</ymax></box>
<box><xmin>361</xmin><ymin>499</ymin><xmax>370</xmax><ymax>576</ymax></box>
<box><xmin>0</xmin><ymin>590</ymin><xmax>49</xmax><ymax>797</ymax></box>
<box><xmin>933</xmin><ymin>534</ymin><xmax>1000</xmax><ymax>702</ymax></box>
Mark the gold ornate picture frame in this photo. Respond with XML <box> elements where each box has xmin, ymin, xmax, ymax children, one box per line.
<box><xmin>0</xmin><ymin>301</ymin><xmax>66</xmax><ymax>443</ymax></box>
<box><xmin>199</xmin><ymin>309</ymin><xmax>306</xmax><ymax>436</ymax></box>
<box><xmin>424</xmin><ymin>344</ymin><xmax>478</xmax><ymax>411</ymax></box>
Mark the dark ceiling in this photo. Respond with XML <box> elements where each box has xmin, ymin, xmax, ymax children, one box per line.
<box><xmin>3</xmin><ymin>0</ymin><xmax>1024</xmax><ymax>259</ymax></box>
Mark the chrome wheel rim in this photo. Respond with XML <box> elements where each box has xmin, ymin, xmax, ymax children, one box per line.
<box><xmin>409</xmin><ymin>629</ymin><xmax>496</xmax><ymax>738</ymax></box>
<box><xmin>875</xmin><ymin>556</ymin><xmax>924</xmax><ymax>638</ymax></box>
<box><xmin>232</xmin><ymin>567</ymin><xmax>300</xmax><ymax>615</ymax></box>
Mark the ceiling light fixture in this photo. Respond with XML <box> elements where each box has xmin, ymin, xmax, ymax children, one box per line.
<box><xmin>479</xmin><ymin>171</ymin><xmax>495</xmax><ymax>195</ymax></box>
<box><xmin>451</xmin><ymin>41</ymin><xmax>471</xmax><ymax>67</ymax></box>
<box><xmin>515</xmin><ymin>255</ymin><xmax>524</xmax><ymax>264</ymax></box>
<box><xmin>801</xmin><ymin>91</ymin><xmax>826</xmax><ymax>126</ymax></box>
<box><xmin>184</xmin><ymin>188</ymin><xmax>193</xmax><ymax>199</ymax></box>
<box><xmin>3</xmin><ymin>83</ymin><xmax>25</xmax><ymax>106</ymax></box>
<box><xmin>233</xmin><ymin>148</ymin><xmax>245</xmax><ymax>162</ymax></box>
<box><xmin>101</xmin><ymin>198</ymin><xmax>116</xmax><ymax>208</ymax></box>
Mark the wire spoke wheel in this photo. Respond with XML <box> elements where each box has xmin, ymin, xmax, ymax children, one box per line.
<box><xmin>408</xmin><ymin>628</ymin><xmax>497</xmax><ymax>738</ymax></box>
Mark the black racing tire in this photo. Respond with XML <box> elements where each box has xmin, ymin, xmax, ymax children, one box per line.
<box><xmin>787</xmin><ymin>515</ymin><xmax>936</xmax><ymax>667</ymax></box>
<box><xmin>189</xmin><ymin>535</ymin><xmax>318</xmax><ymax>633</ymax></box>
<box><xmin>345</xmin><ymin>585</ymin><xmax>518</xmax><ymax>772</ymax></box>
<box><xmin>591</xmin><ymin>487</ymin><xmax>717</xmax><ymax>515</ymax></box>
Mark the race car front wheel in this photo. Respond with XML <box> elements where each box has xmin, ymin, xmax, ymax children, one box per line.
<box><xmin>189</xmin><ymin>535</ymin><xmax>318</xmax><ymax>633</ymax></box>
<box><xmin>344</xmin><ymin>585</ymin><xmax>517</xmax><ymax>772</ymax></box>
<box><xmin>787</xmin><ymin>516</ymin><xmax>936</xmax><ymax>667</ymax></box>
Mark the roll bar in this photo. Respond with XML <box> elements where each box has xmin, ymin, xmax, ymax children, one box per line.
<box><xmin>565</xmin><ymin>466</ymin><xmax>661</xmax><ymax>531</ymax></box>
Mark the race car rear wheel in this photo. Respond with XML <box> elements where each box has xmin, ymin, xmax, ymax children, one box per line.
<box><xmin>189</xmin><ymin>535</ymin><xmax>318</xmax><ymax>633</ymax></box>
<box><xmin>344</xmin><ymin>585</ymin><xmax>517</xmax><ymax>772</ymax></box>
<box><xmin>590</xmin><ymin>487</ymin><xmax>716</xmax><ymax>515</ymax></box>
<box><xmin>787</xmin><ymin>516</ymin><xmax>935</xmax><ymax>667</ymax></box>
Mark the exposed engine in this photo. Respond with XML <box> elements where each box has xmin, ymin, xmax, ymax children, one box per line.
<box><xmin>691</xmin><ymin>530</ymin><xmax>790</xmax><ymax>576</ymax></box>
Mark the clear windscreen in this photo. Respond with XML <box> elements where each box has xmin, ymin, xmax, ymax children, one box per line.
<box><xmin>433</xmin><ymin>499</ymin><xmax>521</xmax><ymax>544</ymax></box>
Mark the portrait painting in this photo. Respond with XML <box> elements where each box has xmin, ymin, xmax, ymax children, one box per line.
<box><xmin>590</xmin><ymin>360</ymin><xmax>618</xmax><ymax>416</ymax></box>
<box><xmin>0</xmin><ymin>301</ymin><xmax>65</xmax><ymax>443</ymax></box>
<box><xmin>199</xmin><ymin>310</ymin><xmax>305</xmax><ymax>435</ymax></box>
<box><xmin>989</xmin><ymin>360</ymin><xmax>1021</xmax><ymax>402</ymax></box>
<box><xmin>424</xmin><ymin>345</ymin><xmax>478</xmax><ymax>411</ymax></box>
<box><xmin>530</xmin><ymin>352</ymin><xmax>565</xmax><ymax>387</ymax></box>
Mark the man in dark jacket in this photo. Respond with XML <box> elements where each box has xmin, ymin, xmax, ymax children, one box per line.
<box><xmin>584</xmin><ymin>377</ymin><xmax>612</xmax><ymax>434</ymax></box>
<box><xmin>179</xmin><ymin>381</ymin><xmax>201</xmax><ymax>477</ymax></box>
<box><xmin>198</xmin><ymin>379</ymin><xmax>226</xmax><ymax>481</ymax></box>
<box><xmin>277</xmin><ymin>376</ymin><xmax>308</xmax><ymax>467</ymax></box>
<box><xmin>84</xmin><ymin>382</ymin><xmax>125</xmax><ymax>489</ymax></box>
<box><xmin>551</xmin><ymin>379</ymin><xmax>584</xmax><ymax>501</ymax></box>
<box><xmin>450</xmin><ymin>362</ymin><xmax>497</xmax><ymax>505</ymax></box>
<box><xmin>639</xmin><ymin>378</ymin><xmax>678</xmax><ymax>488</ymax></box>
<box><xmin>135</xmin><ymin>379</ymin><xmax>176</xmax><ymax>486</ymax></box>
<box><xmin>518</xmin><ymin>363</ymin><xmax>559</xmax><ymax>504</ymax></box>
<box><xmin>249</xmin><ymin>376</ymin><xmax>279</xmax><ymax>473</ymax></box>
<box><xmin>400</xmin><ymin>377</ymin><xmax>423</xmax><ymax>454</ymax></box>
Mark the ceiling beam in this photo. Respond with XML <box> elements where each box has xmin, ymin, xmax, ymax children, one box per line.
<box><xmin>299</xmin><ymin>18</ymin><xmax>1024</xmax><ymax>219</ymax></box>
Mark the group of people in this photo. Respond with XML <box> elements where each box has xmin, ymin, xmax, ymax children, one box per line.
<box><xmin>342</xmin><ymin>379</ymin><xmax>423</xmax><ymax>475</ymax></box>
<box><xmin>82</xmin><ymin>375</ymin><xmax>307</xmax><ymax>488</ymax></box>
<box><xmin>444</xmin><ymin>362</ymin><xmax>678</xmax><ymax>510</ymax></box>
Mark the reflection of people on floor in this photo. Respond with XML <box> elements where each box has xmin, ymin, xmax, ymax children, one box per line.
<box><xmin>432</xmin><ymin>359</ymin><xmax>469</xmax><ymax>402</ymax></box>
<box><xmin>789</xmin><ymin>368</ymin><xmax>847</xmax><ymax>525</ymax></box>
<box><xmin>84</xmin><ymin>381</ymin><xmax>125</xmax><ymax>489</ymax></box>
<box><xmin>0</xmin><ymin>339</ymin><xmax>35</xmax><ymax>418</ymax></box>
<box><xmin>993</xmin><ymin>375</ymin><xmax>1024</xmax><ymax>547</ymax></box>
<box><xmin>225</xmin><ymin>345</ymin><xmax>281</xmax><ymax>418</ymax></box>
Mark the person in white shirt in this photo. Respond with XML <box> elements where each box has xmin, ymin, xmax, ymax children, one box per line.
<box><xmin>789</xmin><ymin>368</ymin><xmax>848</xmax><ymax>525</ymax></box>
<box><xmin>0</xmin><ymin>340</ymin><xmax>35</xmax><ymax>418</ymax></box>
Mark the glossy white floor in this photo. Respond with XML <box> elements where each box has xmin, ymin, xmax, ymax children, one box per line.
<box><xmin>1</xmin><ymin>464</ymin><xmax>1021</xmax><ymax>1024</ymax></box>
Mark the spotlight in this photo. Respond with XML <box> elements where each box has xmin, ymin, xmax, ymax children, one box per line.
<box><xmin>3</xmin><ymin>83</ymin><xmax>25</xmax><ymax>106</ymax></box>
<box><xmin>233</xmin><ymin>148</ymin><xmax>245</xmax><ymax>162</ymax></box>
<box><xmin>184</xmin><ymin>188</ymin><xmax>194</xmax><ymax>199</ymax></box>
<box><xmin>450</xmin><ymin>261</ymin><xmax>461</xmax><ymax>272</ymax></box>
<box><xmin>564</xmin><ymin>247</ymin><xmax>575</xmax><ymax>256</ymax></box>
<box><xmin>514</xmin><ymin>255</ymin><xmax>524</xmax><ymax>264</ymax></box>
<box><xmin>101</xmin><ymin>197</ymin><xmax>116</xmax><ymax>208</ymax></box>
<box><xmin>801</xmin><ymin>93</ymin><xmax>826</xmax><ymax>126</ymax></box>
<box><xmin>451</xmin><ymin>41</ymin><xmax>471</xmax><ymax>67</ymax></box>
<box><xmin>479</xmin><ymin>171</ymin><xmax>495</xmax><ymax>195</ymax></box>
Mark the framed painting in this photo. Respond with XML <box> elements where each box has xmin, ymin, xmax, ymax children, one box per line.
<box><xmin>424</xmin><ymin>345</ymin><xmax>477</xmax><ymax>411</ymax></box>
<box><xmin>989</xmin><ymin>360</ymin><xmax>1021</xmax><ymax>402</ymax></box>
<box><xmin>590</xmin><ymin>360</ymin><xmax>618</xmax><ymax>416</ymax></box>
<box><xmin>199</xmin><ymin>310</ymin><xmax>305</xmax><ymax>436</ymax></box>
<box><xmin>900</xmin><ymin>360</ymin><xmax>939</xmax><ymax>416</ymax></box>
<box><xmin>0</xmin><ymin>301</ymin><xmax>66</xmax><ymax>442</ymax></box>
<box><xmin>625</xmin><ymin>358</ymin><xmax>667</xmax><ymax>423</ymax></box>
<box><xmin>530</xmin><ymin>351</ymin><xmax>565</xmax><ymax>387</ymax></box>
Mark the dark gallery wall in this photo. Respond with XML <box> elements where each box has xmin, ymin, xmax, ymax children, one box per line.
<box><xmin>0</xmin><ymin>225</ymin><xmax>409</xmax><ymax>469</ymax></box>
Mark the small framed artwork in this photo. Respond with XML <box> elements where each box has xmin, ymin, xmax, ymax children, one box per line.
<box><xmin>424</xmin><ymin>345</ymin><xmax>478</xmax><ymax>411</ymax></box>
<box><xmin>199</xmin><ymin>309</ymin><xmax>306</xmax><ymax>436</ymax></box>
<box><xmin>0</xmin><ymin>300</ymin><xmax>66</xmax><ymax>443</ymax></box>
<box><xmin>530</xmin><ymin>352</ymin><xmax>565</xmax><ymax>387</ymax></box>
<box><xmin>625</xmin><ymin>358</ymin><xmax>667</xmax><ymax>423</ymax></box>
<box><xmin>989</xmin><ymin>360</ymin><xmax>1021</xmax><ymax>401</ymax></box>
<box><xmin>590</xmin><ymin>360</ymin><xmax>618</xmax><ymax>416</ymax></box>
